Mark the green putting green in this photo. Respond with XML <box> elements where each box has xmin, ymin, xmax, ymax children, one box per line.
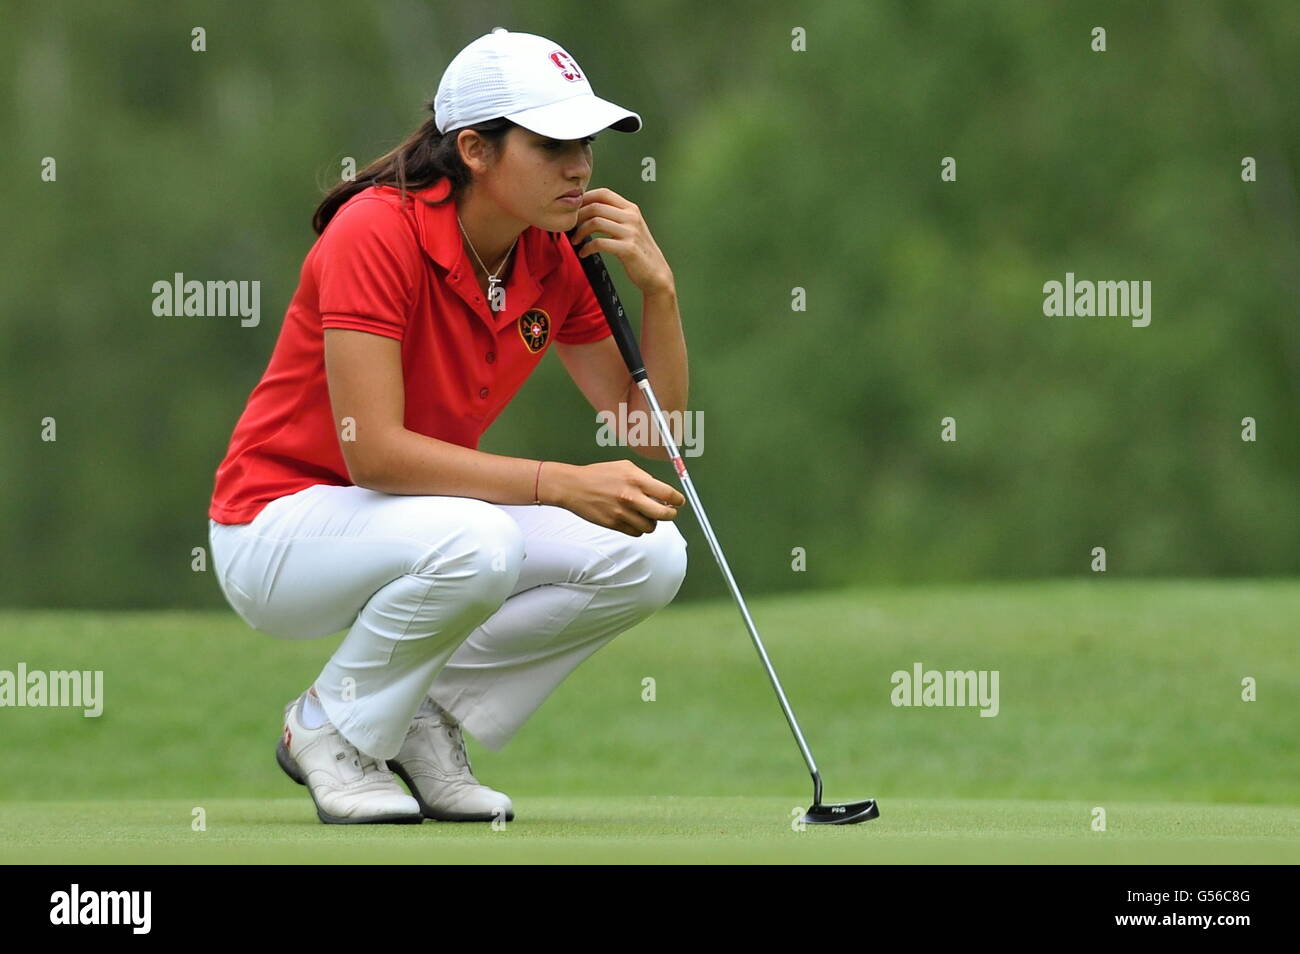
<box><xmin>2</xmin><ymin>579</ymin><xmax>1296</xmax><ymax>863</ymax></box>
<box><xmin>1</xmin><ymin>796</ymin><xmax>1298</xmax><ymax>864</ymax></box>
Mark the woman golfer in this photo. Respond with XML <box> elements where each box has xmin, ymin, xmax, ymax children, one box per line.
<box><xmin>207</xmin><ymin>28</ymin><xmax>688</xmax><ymax>825</ymax></box>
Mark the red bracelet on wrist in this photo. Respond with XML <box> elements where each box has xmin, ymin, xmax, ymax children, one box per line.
<box><xmin>533</xmin><ymin>460</ymin><xmax>544</xmax><ymax>505</ymax></box>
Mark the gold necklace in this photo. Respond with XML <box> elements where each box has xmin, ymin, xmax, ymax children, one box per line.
<box><xmin>457</xmin><ymin>215</ymin><xmax>518</xmax><ymax>312</ymax></box>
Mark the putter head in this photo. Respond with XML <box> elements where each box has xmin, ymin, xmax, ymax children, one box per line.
<box><xmin>804</xmin><ymin>798</ymin><xmax>880</xmax><ymax>825</ymax></box>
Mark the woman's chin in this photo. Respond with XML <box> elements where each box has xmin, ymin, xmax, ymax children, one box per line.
<box><xmin>542</xmin><ymin>207</ymin><xmax>581</xmax><ymax>232</ymax></box>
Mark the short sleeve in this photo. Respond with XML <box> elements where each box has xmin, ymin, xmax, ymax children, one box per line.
<box><xmin>315</xmin><ymin>197</ymin><xmax>423</xmax><ymax>342</ymax></box>
<box><xmin>554</xmin><ymin>237</ymin><xmax>614</xmax><ymax>345</ymax></box>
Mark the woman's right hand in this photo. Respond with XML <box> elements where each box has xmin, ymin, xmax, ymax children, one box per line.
<box><xmin>546</xmin><ymin>460</ymin><xmax>685</xmax><ymax>536</ymax></box>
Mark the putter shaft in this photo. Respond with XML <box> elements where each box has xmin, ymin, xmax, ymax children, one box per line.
<box><xmin>633</xmin><ymin>377</ymin><xmax>824</xmax><ymax>806</ymax></box>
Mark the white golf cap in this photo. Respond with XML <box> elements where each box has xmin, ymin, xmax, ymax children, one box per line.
<box><xmin>434</xmin><ymin>27</ymin><xmax>642</xmax><ymax>139</ymax></box>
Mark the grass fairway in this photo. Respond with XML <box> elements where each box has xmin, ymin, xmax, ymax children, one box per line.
<box><xmin>2</xmin><ymin>797</ymin><xmax>1297</xmax><ymax>864</ymax></box>
<box><xmin>2</xmin><ymin>579</ymin><xmax>1296</xmax><ymax>864</ymax></box>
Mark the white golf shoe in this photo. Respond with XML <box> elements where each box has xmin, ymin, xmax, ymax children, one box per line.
<box><xmin>387</xmin><ymin>697</ymin><xmax>515</xmax><ymax>822</ymax></box>
<box><xmin>275</xmin><ymin>690</ymin><xmax>424</xmax><ymax>825</ymax></box>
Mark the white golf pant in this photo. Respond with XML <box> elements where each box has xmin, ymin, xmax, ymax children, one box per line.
<box><xmin>208</xmin><ymin>483</ymin><xmax>688</xmax><ymax>760</ymax></box>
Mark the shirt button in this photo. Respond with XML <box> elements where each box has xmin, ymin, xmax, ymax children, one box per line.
<box><xmin>479</xmin><ymin>386</ymin><xmax>489</xmax><ymax>398</ymax></box>
<box><xmin>486</xmin><ymin>351</ymin><xmax>496</xmax><ymax>364</ymax></box>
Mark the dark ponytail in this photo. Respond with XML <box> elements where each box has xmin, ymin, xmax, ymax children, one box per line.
<box><xmin>312</xmin><ymin>102</ymin><xmax>516</xmax><ymax>234</ymax></box>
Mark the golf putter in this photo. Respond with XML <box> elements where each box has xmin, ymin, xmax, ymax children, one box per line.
<box><xmin>568</xmin><ymin>226</ymin><xmax>879</xmax><ymax>826</ymax></box>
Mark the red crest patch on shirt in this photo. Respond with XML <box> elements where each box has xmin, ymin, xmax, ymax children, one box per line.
<box><xmin>519</xmin><ymin>309</ymin><xmax>550</xmax><ymax>353</ymax></box>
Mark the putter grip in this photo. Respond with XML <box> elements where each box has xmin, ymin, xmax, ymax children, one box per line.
<box><xmin>568</xmin><ymin>231</ymin><xmax>647</xmax><ymax>381</ymax></box>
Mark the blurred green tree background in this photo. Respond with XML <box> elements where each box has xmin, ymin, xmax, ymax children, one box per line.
<box><xmin>2</xmin><ymin>0</ymin><xmax>1296</xmax><ymax>608</ymax></box>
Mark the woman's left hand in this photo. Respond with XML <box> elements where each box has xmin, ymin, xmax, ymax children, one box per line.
<box><xmin>569</xmin><ymin>188</ymin><xmax>675</xmax><ymax>296</ymax></box>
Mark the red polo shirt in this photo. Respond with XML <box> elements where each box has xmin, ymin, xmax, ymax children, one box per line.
<box><xmin>208</xmin><ymin>177</ymin><xmax>612</xmax><ymax>525</ymax></box>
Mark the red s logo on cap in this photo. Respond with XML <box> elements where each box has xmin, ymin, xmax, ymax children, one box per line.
<box><xmin>549</xmin><ymin>50</ymin><xmax>583</xmax><ymax>82</ymax></box>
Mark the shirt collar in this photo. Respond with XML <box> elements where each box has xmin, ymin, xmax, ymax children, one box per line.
<box><xmin>411</xmin><ymin>177</ymin><xmax>562</xmax><ymax>280</ymax></box>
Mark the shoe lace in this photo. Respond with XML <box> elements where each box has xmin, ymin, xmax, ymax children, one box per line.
<box><xmin>443</xmin><ymin>719</ymin><xmax>473</xmax><ymax>773</ymax></box>
<box><xmin>357</xmin><ymin>749</ymin><xmax>392</xmax><ymax>778</ymax></box>
<box><xmin>299</xmin><ymin>697</ymin><xmax>395</xmax><ymax>784</ymax></box>
<box><xmin>336</xmin><ymin>734</ymin><xmax>392</xmax><ymax>780</ymax></box>
<box><xmin>412</xmin><ymin>704</ymin><xmax>474</xmax><ymax>775</ymax></box>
